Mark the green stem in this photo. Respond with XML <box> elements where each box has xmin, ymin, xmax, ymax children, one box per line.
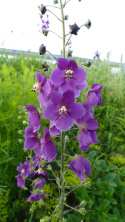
<box><xmin>59</xmin><ymin>1</ymin><xmax>66</xmax><ymax>221</ymax></box>
<box><xmin>60</xmin><ymin>131</ymin><xmax>65</xmax><ymax>221</ymax></box>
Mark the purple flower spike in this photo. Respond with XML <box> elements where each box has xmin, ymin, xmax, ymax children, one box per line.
<box><xmin>25</xmin><ymin>105</ymin><xmax>41</xmax><ymax>132</ymax></box>
<box><xmin>50</xmin><ymin>58</ymin><xmax>87</xmax><ymax>97</ymax></box>
<box><xmin>70</xmin><ymin>155</ymin><xmax>91</xmax><ymax>182</ymax></box>
<box><xmin>16</xmin><ymin>174</ymin><xmax>25</xmax><ymax>188</ymax></box>
<box><xmin>41</xmin><ymin>128</ymin><xmax>57</xmax><ymax>161</ymax></box>
<box><xmin>27</xmin><ymin>192</ymin><xmax>45</xmax><ymax>202</ymax></box>
<box><xmin>24</xmin><ymin>126</ymin><xmax>41</xmax><ymax>155</ymax></box>
<box><xmin>32</xmin><ymin>73</ymin><xmax>51</xmax><ymax>108</ymax></box>
<box><xmin>43</xmin><ymin>90</ymin><xmax>85</xmax><ymax>131</ymax></box>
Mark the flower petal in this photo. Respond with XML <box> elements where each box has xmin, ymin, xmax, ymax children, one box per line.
<box><xmin>42</xmin><ymin>141</ymin><xmax>57</xmax><ymax>162</ymax></box>
<box><xmin>68</xmin><ymin>103</ymin><xmax>85</xmax><ymax>119</ymax></box>
<box><xmin>43</xmin><ymin>104</ymin><xmax>59</xmax><ymax>120</ymax></box>
<box><xmin>84</xmin><ymin>118</ymin><xmax>98</xmax><ymax>130</ymax></box>
<box><xmin>55</xmin><ymin>114</ymin><xmax>74</xmax><ymax>131</ymax></box>
<box><xmin>57</xmin><ymin>58</ymin><xmax>69</xmax><ymax>70</ymax></box>
<box><xmin>73</xmin><ymin>67</ymin><xmax>87</xmax><ymax>84</ymax></box>
<box><xmin>50</xmin><ymin>91</ymin><xmax>63</xmax><ymax>104</ymax></box>
<box><xmin>50</xmin><ymin>68</ymin><xmax>64</xmax><ymax>85</ymax></box>
<box><xmin>36</xmin><ymin>72</ymin><xmax>43</xmax><ymax>83</ymax></box>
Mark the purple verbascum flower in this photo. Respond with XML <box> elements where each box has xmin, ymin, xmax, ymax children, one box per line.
<box><xmin>49</xmin><ymin>120</ymin><xmax>61</xmax><ymax>136</ymax></box>
<box><xmin>30</xmin><ymin>169</ymin><xmax>48</xmax><ymax>188</ymax></box>
<box><xmin>27</xmin><ymin>192</ymin><xmax>45</xmax><ymax>202</ymax></box>
<box><xmin>43</xmin><ymin>90</ymin><xmax>85</xmax><ymax>131</ymax></box>
<box><xmin>17</xmin><ymin>162</ymin><xmax>31</xmax><ymax>178</ymax></box>
<box><xmin>76</xmin><ymin>102</ymin><xmax>93</xmax><ymax>126</ymax></box>
<box><xmin>78</xmin><ymin>118</ymin><xmax>98</xmax><ymax>152</ymax></box>
<box><xmin>24</xmin><ymin>126</ymin><xmax>41</xmax><ymax>156</ymax></box>
<box><xmin>87</xmin><ymin>84</ymin><xmax>102</xmax><ymax>107</ymax></box>
<box><xmin>25</xmin><ymin>105</ymin><xmax>41</xmax><ymax>132</ymax></box>
<box><xmin>32</xmin><ymin>72</ymin><xmax>51</xmax><ymax>108</ymax></box>
<box><xmin>41</xmin><ymin>128</ymin><xmax>57</xmax><ymax>161</ymax></box>
<box><xmin>70</xmin><ymin>155</ymin><xmax>91</xmax><ymax>182</ymax></box>
<box><xmin>16</xmin><ymin>174</ymin><xmax>25</xmax><ymax>188</ymax></box>
<box><xmin>50</xmin><ymin>58</ymin><xmax>87</xmax><ymax>97</ymax></box>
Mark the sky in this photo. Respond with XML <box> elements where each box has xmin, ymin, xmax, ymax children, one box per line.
<box><xmin>0</xmin><ymin>0</ymin><xmax>125</xmax><ymax>62</ymax></box>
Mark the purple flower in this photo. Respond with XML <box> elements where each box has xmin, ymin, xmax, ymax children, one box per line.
<box><xmin>24</xmin><ymin>126</ymin><xmax>41</xmax><ymax>156</ymax></box>
<box><xmin>17</xmin><ymin>162</ymin><xmax>31</xmax><ymax>178</ymax></box>
<box><xmin>50</xmin><ymin>58</ymin><xmax>87</xmax><ymax>97</ymax></box>
<box><xmin>87</xmin><ymin>84</ymin><xmax>103</xmax><ymax>106</ymax></box>
<box><xmin>49</xmin><ymin>120</ymin><xmax>61</xmax><ymax>136</ymax></box>
<box><xmin>16</xmin><ymin>174</ymin><xmax>25</xmax><ymax>188</ymax></box>
<box><xmin>76</xmin><ymin>102</ymin><xmax>93</xmax><ymax>126</ymax></box>
<box><xmin>27</xmin><ymin>192</ymin><xmax>45</xmax><ymax>202</ymax></box>
<box><xmin>41</xmin><ymin>128</ymin><xmax>57</xmax><ymax>161</ymax></box>
<box><xmin>78</xmin><ymin>118</ymin><xmax>98</xmax><ymax>151</ymax></box>
<box><xmin>69</xmin><ymin>155</ymin><xmax>91</xmax><ymax>182</ymax></box>
<box><xmin>32</xmin><ymin>72</ymin><xmax>51</xmax><ymax>108</ymax></box>
<box><xmin>25</xmin><ymin>105</ymin><xmax>41</xmax><ymax>132</ymax></box>
<box><xmin>94</xmin><ymin>51</ymin><xmax>100</xmax><ymax>60</ymax></box>
<box><xmin>43</xmin><ymin>90</ymin><xmax>85</xmax><ymax>131</ymax></box>
<box><xmin>30</xmin><ymin>169</ymin><xmax>48</xmax><ymax>188</ymax></box>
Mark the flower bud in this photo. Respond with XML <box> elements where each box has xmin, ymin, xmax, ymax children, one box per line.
<box><xmin>85</xmin><ymin>19</ymin><xmax>91</xmax><ymax>29</ymax></box>
<box><xmin>42</xmin><ymin>61</ymin><xmax>49</xmax><ymax>71</ymax></box>
<box><xmin>53</xmin><ymin>0</ymin><xmax>58</xmax><ymax>4</ymax></box>
<box><xmin>66</xmin><ymin>49</ymin><xmax>73</xmax><ymax>57</ymax></box>
<box><xmin>39</xmin><ymin>44</ymin><xmax>46</xmax><ymax>55</ymax></box>
<box><xmin>64</xmin><ymin>15</ymin><xmax>68</xmax><ymax>20</ymax></box>
<box><xmin>69</xmin><ymin>23</ymin><xmax>80</xmax><ymax>35</ymax></box>
<box><xmin>83</xmin><ymin>60</ymin><xmax>91</xmax><ymax>67</ymax></box>
<box><xmin>40</xmin><ymin>5</ymin><xmax>46</xmax><ymax>15</ymax></box>
<box><xmin>42</xmin><ymin>29</ymin><xmax>48</xmax><ymax>37</ymax></box>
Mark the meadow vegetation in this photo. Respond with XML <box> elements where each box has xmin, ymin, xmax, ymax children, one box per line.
<box><xmin>0</xmin><ymin>52</ymin><xmax>125</xmax><ymax>221</ymax></box>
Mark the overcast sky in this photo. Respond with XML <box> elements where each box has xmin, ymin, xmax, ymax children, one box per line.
<box><xmin>0</xmin><ymin>0</ymin><xmax>125</xmax><ymax>62</ymax></box>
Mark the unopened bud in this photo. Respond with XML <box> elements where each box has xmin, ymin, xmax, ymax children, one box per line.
<box><xmin>42</xmin><ymin>61</ymin><xmax>49</xmax><ymax>71</ymax></box>
<box><xmin>39</xmin><ymin>44</ymin><xmax>46</xmax><ymax>55</ymax></box>
<box><xmin>18</xmin><ymin>130</ymin><xmax>23</xmax><ymax>134</ymax></box>
<box><xmin>53</xmin><ymin>0</ymin><xmax>58</xmax><ymax>4</ymax></box>
<box><xmin>65</xmin><ymin>135</ymin><xmax>69</xmax><ymax>142</ymax></box>
<box><xmin>64</xmin><ymin>15</ymin><xmax>68</xmax><ymax>20</ymax></box>
<box><xmin>66</xmin><ymin>49</ymin><xmax>73</xmax><ymax>57</ymax></box>
<box><xmin>47</xmin><ymin>164</ymin><xmax>52</xmax><ymax>171</ymax></box>
<box><xmin>42</xmin><ymin>29</ymin><xmax>49</xmax><ymax>37</ymax></box>
<box><xmin>18</xmin><ymin>139</ymin><xmax>23</xmax><ymax>143</ymax></box>
<box><xmin>69</xmin><ymin>23</ymin><xmax>80</xmax><ymax>35</ymax></box>
<box><xmin>18</xmin><ymin>116</ymin><xmax>22</xmax><ymax>119</ymax></box>
<box><xmin>83</xmin><ymin>60</ymin><xmax>91</xmax><ymax>67</ymax></box>
<box><xmin>40</xmin><ymin>5</ymin><xmax>46</xmax><ymax>15</ymax></box>
<box><xmin>85</xmin><ymin>19</ymin><xmax>91</xmax><ymax>29</ymax></box>
<box><xmin>23</xmin><ymin>120</ymin><xmax>27</xmax><ymax>125</ymax></box>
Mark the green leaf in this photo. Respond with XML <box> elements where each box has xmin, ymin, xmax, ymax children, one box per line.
<box><xmin>108</xmin><ymin>164</ymin><xmax>118</xmax><ymax>171</ymax></box>
<box><xmin>100</xmin><ymin>199</ymin><xmax>110</xmax><ymax>212</ymax></box>
<box><xmin>100</xmin><ymin>159</ymin><xmax>107</xmax><ymax>170</ymax></box>
<box><xmin>119</xmin><ymin>185</ymin><xmax>125</xmax><ymax>193</ymax></box>
<box><xmin>88</xmin><ymin>150</ymin><xmax>96</xmax><ymax>159</ymax></box>
<box><xmin>102</xmin><ymin>173</ymin><xmax>116</xmax><ymax>182</ymax></box>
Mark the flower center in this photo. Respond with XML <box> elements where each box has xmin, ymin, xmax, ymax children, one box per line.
<box><xmin>59</xmin><ymin>106</ymin><xmax>67</xmax><ymax>115</ymax></box>
<box><xmin>32</xmin><ymin>83</ymin><xmax>41</xmax><ymax>92</ymax></box>
<box><xmin>38</xmin><ymin>168</ymin><xmax>42</xmax><ymax>172</ymax></box>
<box><xmin>65</xmin><ymin>69</ymin><xmax>74</xmax><ymax>79</ymax></box>
<box><xmin>21</xmin><ymin>169</ymin><xmax>25</xmax><ymax>174</ymax></box>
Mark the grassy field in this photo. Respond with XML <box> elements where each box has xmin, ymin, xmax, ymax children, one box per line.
<box><xmin>0</xmin><ymin>52</ymin><xmax>125</xmax><ymax>222</ymax></box>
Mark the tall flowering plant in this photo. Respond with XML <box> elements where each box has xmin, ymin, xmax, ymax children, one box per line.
<box><xmin>16</xmin><ymin>1</ymin><xmax>102</xmax><ymax>221</ymax></box>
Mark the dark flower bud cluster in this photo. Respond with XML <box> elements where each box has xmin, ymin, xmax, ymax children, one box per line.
<box><xmin>94</xmin><ymin>50</ymin><xmax>101</xmax><ymax>60</ymax></box>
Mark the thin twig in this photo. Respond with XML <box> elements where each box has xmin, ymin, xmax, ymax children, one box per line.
<box><xmin>46</xmin><ymin>50</ymin><xmax>57</xmax><ymax>60</ymax></box>
<box><xmin>49</xmin><ymin>30</ymin><xmax>63</xmax><ymax>39</ymax></box>
<box><xmin>46</xmin><ymin>5</ymin><xmax>60</xmax><ymax>9</ymax></box>
<box><xmin>47</xmin><ymin>9</ymin><xmax>62</xmax><ymax>22</ymax></box>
